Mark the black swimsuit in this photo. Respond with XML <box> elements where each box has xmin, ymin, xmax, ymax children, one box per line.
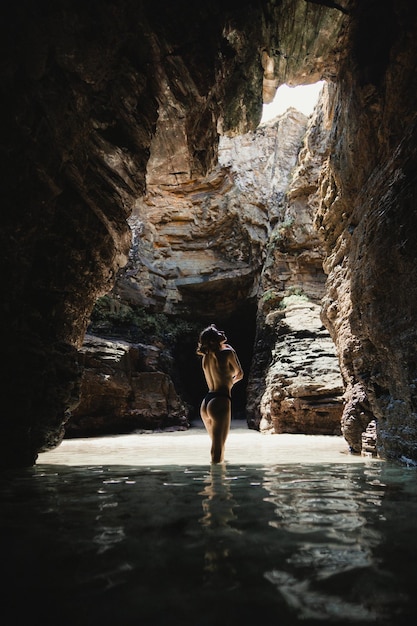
<box><xmin>203</xmin><ymin>391</ymin><xmax>231</xmax><ymax>410</ymax></box>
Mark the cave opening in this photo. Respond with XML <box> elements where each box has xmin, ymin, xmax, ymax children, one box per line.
<box><xmin>260</xmin><ymin>81</ymin><xmax>325</xmax><ymax>123</ymax></box>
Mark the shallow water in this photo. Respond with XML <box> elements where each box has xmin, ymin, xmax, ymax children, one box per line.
<box><xmin>1</xmin><ymin>426</ymin><xmax>417</xmax><ymax>625</ymax></box>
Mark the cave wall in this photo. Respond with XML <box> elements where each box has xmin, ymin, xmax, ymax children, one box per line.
<box><xmin>1</xmin><ymin>0</ymin><xmax>279</xmax><ymax>465</ymax></box>
<box><xmin>317</xmin><ymin>1</ymin><xmax>417</xmax><ymax>460</ymax></box>
<box><xmin>115</xmin><ymin>107</ymin><xmax>310</xmax><ymax>318</ymax></box>
<box><xmin>1</xmin><ymin>0</ymin><xmax>157</xmax><ymax>465</ymax></box>
<box><xmin>247</xmin><ymin>85</ymin><xmax>344</xmax><ymax>436</ymax></box>
<box><xmin>71</xmin><ymin>108</ymin><xmax>309</xmax><ymax>436</ymax></box>
<box><xmin>3</xmin><ymin>0</ymin><xmax>417</xmax><ymax>466</ymax></box>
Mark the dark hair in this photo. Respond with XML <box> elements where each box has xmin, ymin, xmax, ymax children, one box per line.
<box><xmin>196</xmin><ymin>324</ymin><xmax>222</xmax><ymax>355</ymax></box>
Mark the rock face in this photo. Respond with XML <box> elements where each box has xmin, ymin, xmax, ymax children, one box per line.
<box><xmin>74</xmin><ymin>108</ymin><xmax>316</xmax><ymax>435</ymax></box>
<box><xmin>316</xmin><ymin>2</ymin><xmax>417</xmax><ymax>460</ymax></box>
<box><xmin>115</xmin><ymin>108</ymin><xmax>309</xmax><ymax>319</ymax></box>
<box><xmin>77</xmin><ymin>93</ymin><xmax>344</xmax><ymax>437</ymax></box>
<box><xmin>117</xmin><ymin>169</ymin><xmax>260</xmax><ymax>320</ymax></box>
<box><xmin>3</xmin><ymin>0</ymin><xmax>417</xmax><ymax>466</ymax></box>
<box><xmin>254</xmin><ymin>300</ymin><xmax>343</xmax><ymax>435</ymax></box>
<box><xmin>246</xmin><ymin>87</ymin><xmax>344</xmax><ymax>435</ymax></box>
<box><xmin>71</xmin><ymin>97</ymin><xmax>346</xmax><ymax>437</ymax></box>
<box><xmin>67</xmin><ymin>335</ymin><xmax>189</xmax><ymax>436</ymax></box>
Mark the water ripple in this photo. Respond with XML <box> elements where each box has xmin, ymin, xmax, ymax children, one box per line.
<box><xmin>1</xmin><ymin>459</ymin><xmax>416</xmax><ymax>625</ymax></box>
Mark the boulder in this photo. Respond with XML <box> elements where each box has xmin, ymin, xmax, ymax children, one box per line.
<box><xmin>67</xmin><ymin>335</ymin><xmax>189</xmax><ymax>436</ymax></box>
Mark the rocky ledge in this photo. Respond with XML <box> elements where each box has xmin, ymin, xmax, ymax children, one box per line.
<box><xmin>68</xmin><ymin>334</ymin><xmax>189</xmax><ymax>436</ymax></box>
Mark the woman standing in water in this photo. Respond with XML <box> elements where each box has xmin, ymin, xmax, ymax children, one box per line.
<box><xmin>197</xmin><ymin>324</ymin><xmax>244</xmax><ymax>463</ymax></box>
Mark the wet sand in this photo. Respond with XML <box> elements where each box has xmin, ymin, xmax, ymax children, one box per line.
<box><xmin>39</xmin><ymin>421</ymin><xmax>379</xmax><ymax>467</ymax></box>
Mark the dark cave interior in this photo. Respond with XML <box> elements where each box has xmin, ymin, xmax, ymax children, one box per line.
<box><xmin>173</xmin><ymin>300</ymin><xmax>258</xmax><ymax>422</ymax></box>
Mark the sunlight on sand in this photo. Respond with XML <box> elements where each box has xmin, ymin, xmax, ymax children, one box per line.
<box><xmin>39</xmin><ymin>422</ymin><xmax>380</xmax><ymax>467</ymax></box>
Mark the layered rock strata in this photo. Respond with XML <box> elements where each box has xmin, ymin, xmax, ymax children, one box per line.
<box><xmin>253</xmin><ymin>300</ymin><xmax>343</xmax><ymax>435</ymax></box>
<box><xmin>75</xmin><ymin>108</ymin><xmax>313</xmax><ymax>434</ymax></box>
<box><xmin>317</xmin><ymin>2</ymin><xmax>417</xmax><ymax>460</ymax></box>
<box><xmin>79</xmin><ymin>96</ymin><xmax>344</xmax><ymax>437</ymax></box>
<box><xmin>67</xmin><ymin>334</ymin><xmax>189</xmax><ymax>436</ymax></box>
<box><xmin>246</xmin><ymin>87</ymin><xmax>344</xmax><ymax>435</ymax></box>
<box><xmin>115</xmin><ymin>108</ymin><xmax>310</xmax><ymax>319</ymax></box>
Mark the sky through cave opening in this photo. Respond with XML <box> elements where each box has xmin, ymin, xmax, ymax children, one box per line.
<box><xmin>261</xmin><ymin>81</ymin><xmax>325</xmax><ymax>124</ymax></box>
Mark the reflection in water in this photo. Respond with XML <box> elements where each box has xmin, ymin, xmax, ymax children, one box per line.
<box><xmin>1</xmin><ymin>458</ymin><xmax>416</xmax><ymax>625</ymax></box>
<box><xmin>262</xmin><ymin>464</ymin><xmax>384</xmax><ymax>621</ymax></box>
<box><xmin>95</xmin><ymin>477</ymin><xmax>126</xmax><ymax>555</ymax></box>
<box><xmin>199</xmin><ymin>464</ymin><xmax>239</xmax><ymax>587</ymax></box>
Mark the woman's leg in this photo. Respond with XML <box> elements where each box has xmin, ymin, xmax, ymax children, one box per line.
<box><xmin>207</xmin><ymin>397</ymin><xmax>231</xmax><ymax>463</ymax></box>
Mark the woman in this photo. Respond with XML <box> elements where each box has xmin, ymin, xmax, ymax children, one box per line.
<box><xmin>197</xmin><ymin>324</ymin><xmax>244</xmax><ymax>463</ymax></box>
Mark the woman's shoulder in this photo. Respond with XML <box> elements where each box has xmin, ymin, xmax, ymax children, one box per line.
<box><xmin>220</xmin><ymin>344</ymin><xmax>235</xmax><ymax>356</ymax></box>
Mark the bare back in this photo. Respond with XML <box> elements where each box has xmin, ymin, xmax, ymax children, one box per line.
<box><xmin>202</xmin><ymin>345</ymin><xmax>243</xmax><ymax>394</ymax></box>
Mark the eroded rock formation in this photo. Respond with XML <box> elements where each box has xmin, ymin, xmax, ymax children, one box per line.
<box><xmin>73</xmin><ymin>106</ymin><xmax>316</xmax><ymax>435</ymax></box>
<box><xmin>70</xmin><ymin>89</ymin><xmax>344</xmax><ymax>439</ymax></box>
<box><xmin>2</xmin><ymin>0</ymin><xmax>417</xmax><ymax>466</ymax></box>
<box><xmin>1</xmin><ymin>0</ymin><xmax>276</xmax><ymax>464</ymax></box>
<box><xmin>246</xmin><ymin>87</ymin><xmax>344</xmax><ymax>435</ymax></box>
<box><xmin>317</xmin><ymin>2</ymin><xmax>417</xmax><ymax>460</ymax></box>
<box><xmin>116</xmin><ymin>108</ymin><xmax>310</xmax><ymax>317</ymax></box>
<box><xmin>67</xmin><ymin>334</ymin><xmax>189</xmax><ymax>435</ymax></box>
